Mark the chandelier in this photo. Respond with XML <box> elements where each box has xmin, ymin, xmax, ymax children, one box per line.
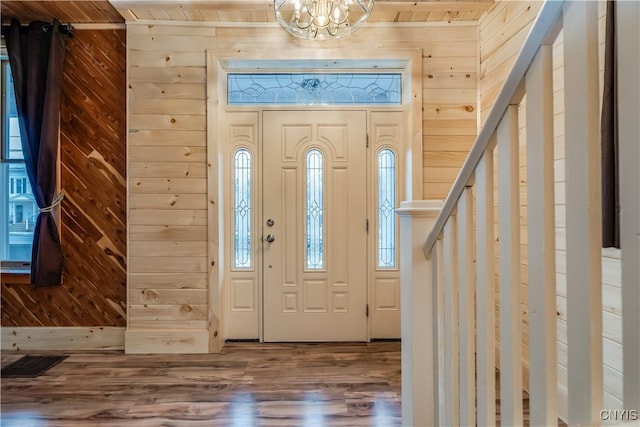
<box><xmin>274</xmin><ymin>0</ymin><xmax>374</xmax><ymax>40</ymax></box>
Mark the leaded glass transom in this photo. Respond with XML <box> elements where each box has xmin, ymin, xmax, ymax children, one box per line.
<box><xmin>377</xmin><ymin>149</ymin><xmax>396</xmax><ymax>268</ymax></box>
<box><xmin>228</xmin><ymin>73</ymin><xmax>401</xmax><ymax>105</ymax></box>
<box><xmin>233</xmin><ymin>149</ymin><xmax>252</xmax><ymax>269</ymax></box>
<box><xmin>305</xmin><ymin>149</ymin><xmax>324</xmax><ymax>270</ymax></box>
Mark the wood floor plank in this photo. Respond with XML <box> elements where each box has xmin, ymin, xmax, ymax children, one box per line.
<box><xmin>1</xmin><ymin>342</ymin><xmax>401</xmax><ymax>426</ymax></box>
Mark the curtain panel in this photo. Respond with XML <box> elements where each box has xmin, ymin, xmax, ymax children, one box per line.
<box><xmin>4</xmin><ymin>19</ymin><xmax>71</xmax><ymax>285</ymax></box>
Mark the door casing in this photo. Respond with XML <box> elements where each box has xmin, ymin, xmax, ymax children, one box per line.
<box><xmin>208</xmin><ymin>52</ymin><xmax>422</xmax><ymax>343</ymax></box>
<box><xmin>220</xmin><ymin>107</ymin><xmax>405</xmax><ymax>341</ymax></box>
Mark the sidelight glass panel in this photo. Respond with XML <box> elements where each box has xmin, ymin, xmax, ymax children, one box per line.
<box><xmin>377</xmin><ymin>149</ymin><xmax>396</xmax><ymax>268</ymax></box>
<box><xmin>233</xmin><ymin>149</ymin><xmax>252</xmax><ymax>269</ymax></box>
<box><xmin>305</xmin><ymin>149</ymin><xmax>324</xmax><ymax>270</ymax></box>
<box><xmin>228</xmin><ymin>73</ymin><xmax>402</xmax><ymax>105</ymax></box>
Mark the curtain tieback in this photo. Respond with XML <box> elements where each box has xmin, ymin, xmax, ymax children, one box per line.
<box><xmin>40</xmin><ymin>191</ymin><xmax>65</xmax><ymax>213</ymax></box>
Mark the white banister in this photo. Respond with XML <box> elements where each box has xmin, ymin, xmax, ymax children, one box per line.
<box><xmin>525</xmin><ymin>43</ymin><xmax>558</xmax><ymax>426</ymax></box>
<box><xmin>443</xmin><ymin>216</ymin><xmax>460</xmax><ymax>426</ymax></box>
<box><xmin>475</xmin><ymin>149</ymin><xmax>496</xmax><ymax>427</ymax></box>
<box><xmin>617</xmin><ymin>0</ymin><xmax>640</xmax><ymax>414</ymax></box>
<box><xmin>497</xmin><ymin>104</ymin><xmax>523</xmax><ymax>426</ymax></box>
<box><xmin>409</xmin><ymin>1</ymin><xmax>639</xmax><ymax>426</ymax></box>
<box><xmin>457</xmin><ymin>187</ymin><xmax>475</xmax><ymax>427</ymax></box>
<box><xmin>398</xmin><ymin>200</ymin><xmax>442</xmax><ymax>426</ymax></box>
<box><xmin>563</xmin><ymin>1</ymin><xmax>604</xmax><ymax>424</ymax></box>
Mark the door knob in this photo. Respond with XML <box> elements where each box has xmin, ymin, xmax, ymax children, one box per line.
<box><xmin>264</xmin><ymin>234</ymin><xmax>275</xmax><ymax>243</ymax></box>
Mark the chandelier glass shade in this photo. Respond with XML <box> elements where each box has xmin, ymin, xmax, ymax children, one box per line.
<box><xmin>274</xmin><ymin>0</ymin><xmax>374</xmax><ymax>40</ymax></box>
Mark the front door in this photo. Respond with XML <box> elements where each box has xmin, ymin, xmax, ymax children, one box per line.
<box><xmin>262</xmin><ymin>110</ymin><xmax>368</xmax><ymax>341</ymax></box>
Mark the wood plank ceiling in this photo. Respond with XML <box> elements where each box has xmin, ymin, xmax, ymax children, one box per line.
<box><xmin>1</xmin><ymin>2</ymin><xmax>124</xmax><ymax>24</ymax></box>
<box><xmin>1</xmin><ymin>1</ymin><xmax>493</xmax><ymax>25</ymax></box>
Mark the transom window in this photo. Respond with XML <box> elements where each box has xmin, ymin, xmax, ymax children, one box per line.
<box><xmin>228</xmin><ymin>73</ymin><xmax>401</xmax><ymax>106</ymax></box>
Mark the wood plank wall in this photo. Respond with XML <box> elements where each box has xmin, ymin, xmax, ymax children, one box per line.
<box><xmin>126</xmin><ymin>23</ymin><xmax>479</xmax><ymax>351</ymax></box>
<box><xmin>1</xmin><ymin>29</ymin><xmax>127</xmax><ymax>327</ymax></box>
<box><xmin>479</xmin><ymin>0</ymin><xmax>623</xmax><ymax>421</ymax></box>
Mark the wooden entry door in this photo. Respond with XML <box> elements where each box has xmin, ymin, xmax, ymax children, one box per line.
<box><xmin>262</xmin><ymin>110</ymin><xmax>368</xmax><ymax>341</ymax></box>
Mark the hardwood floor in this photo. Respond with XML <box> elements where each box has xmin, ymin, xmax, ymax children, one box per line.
<box><xmin>1</xmin><ymin>341</ymin><xmax>401</xmax><ymax>426</ymax></box>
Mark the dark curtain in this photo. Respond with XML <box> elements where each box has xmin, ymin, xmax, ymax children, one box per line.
<box><xmin>601</xmin><ymin>0</ymin><xmax>620</xmax><ymax>249</ymax></box>
<box><xmin>4</xmin><ymin>19</ymin><xmax>71</xmax><ymax>285</ymax></box>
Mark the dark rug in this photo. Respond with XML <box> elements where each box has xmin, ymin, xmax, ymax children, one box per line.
<box><xmin>1</xmin><ymin>355</ymin><xmax>68</xmax><ymax>378</ymax></box>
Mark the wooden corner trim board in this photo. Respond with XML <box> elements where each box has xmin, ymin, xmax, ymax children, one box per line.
<box><xmin>1</xmin><ymin>327</ymin><xmax>125</xmax><ymax>352</ymax></box>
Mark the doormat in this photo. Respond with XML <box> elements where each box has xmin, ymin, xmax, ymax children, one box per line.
<box><xmin>1</xmin><ymin>355</ymin><xmax>68</xmax><ymax>378</ymax></box>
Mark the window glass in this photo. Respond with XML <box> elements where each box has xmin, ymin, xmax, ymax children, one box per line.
<box><xmin>228</xmin><ymin>73</ymin><xmax>401</xmax><ymax>105</ymax></box>
<box><xmin>1</xmin><ymin>59</ymin><xmax>35</xmax><ymax>262</ymax></box>
<box><xmin>305</xmin><ymin>149</ymin><xmax>324</xmax><ymax>270</ymax></box>
<box><xmin>377</xmin><ymin>149</ymin><xmax>396</xmax><ymax>269</ymax></box>
<box><xmin>233</xmin><ymin>149</ymin><xmax>252</xmax><ymax>269</ymax></box>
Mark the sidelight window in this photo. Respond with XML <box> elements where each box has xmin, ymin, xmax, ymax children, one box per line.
<box><xmin>305</xmin><ymin>149</ymin><xmax>324</xmax><ymax>270</ymax></box>
<box><xmin>377</xmin><ymin>149</ymin><xmax>397</xmax><ymax>269</ymax></box>
<box><xmin>233</xmin><ymin>148</ymin><xmax>252</xmax><ymax>269</ymax></box>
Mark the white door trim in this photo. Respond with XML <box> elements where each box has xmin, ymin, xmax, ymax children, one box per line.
<box><xmin>207</xmin><ymin>49</ymin><xmax>423</xmax><ymax>342</ymax></box>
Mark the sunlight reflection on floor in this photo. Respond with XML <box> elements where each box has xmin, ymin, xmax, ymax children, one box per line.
<box><xmin>225</xmin><ymin>390</ymin><xmax>400</xmax><ymax>426</ymax></box>
<box><xmin>1</xmin><ymin>411</ymin><xmax>47</xmax><ymax>427</ymax></box>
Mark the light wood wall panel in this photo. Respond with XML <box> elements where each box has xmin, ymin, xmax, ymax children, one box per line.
<box><xmin>479</xmin><ymin>1</ymin><xmax>623</xmax><ymax>422</ymax></box>
<box><xmin>479</xmin><ymin>1</ymin><xmax>543</xmax><ymax>125</ymax></box>
<box><xmin>126</xmin><ymin>24</ymin><xmax>214</xmax><ymax>352</ymax></box>
<box><xmin>126</xmin><ymin>22</ymin><xmax>480</xmax><ymax>348</ymax></box>
<box><xmin>1</xmin><ymin>30</ymin><xmax>127</xmax><ymax>328</ymax></box>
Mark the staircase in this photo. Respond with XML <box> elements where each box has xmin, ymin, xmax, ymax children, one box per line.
<box><xmin>400</xmin><ymin>1</ymin><xmax>640</xmax><ymax>425</ymax></box>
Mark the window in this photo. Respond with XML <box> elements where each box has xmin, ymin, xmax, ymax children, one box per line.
<box><xmin>305</xmin><ymin>149</ymin><xmax>324</xmax><ymax>270</ymax></box>
<box><xmin>233</xmin><ymin>149</ymin><xmax>252</xmax><ymax>269</ymax></box>
<box><xmin>1</xmin><ymin>58</ymin><xmax>36</xmax><ymax>262</ymax></box>
<box><xmin>228</xmin><ymin>73</ymin><xmax>402</xmax><ymax>106</ymax></box>
<box><xmin>377</xmin><ymin>149</ymin><xmax>397</xmax><ymax>269</ymax></box>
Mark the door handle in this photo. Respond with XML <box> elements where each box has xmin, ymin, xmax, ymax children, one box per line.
<box><xmin>263</xmin><ymin>234</ymin><xmax>275</xmax><ymax>243</ymax></box>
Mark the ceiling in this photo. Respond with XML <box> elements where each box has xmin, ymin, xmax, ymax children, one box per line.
<box><xmin>1</xmin><ymin>1</ymin><xmax>494</xmax><ymax>25</ymax></box>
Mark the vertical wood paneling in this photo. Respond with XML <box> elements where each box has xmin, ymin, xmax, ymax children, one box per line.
<box><xmin>1</xmin><ymin>29</ymin><xmax>127</xmax><ymax>327</ymax></box>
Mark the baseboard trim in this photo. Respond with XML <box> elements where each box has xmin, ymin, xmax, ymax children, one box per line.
<box><xmin>125</xmin><ymin>329</ymin><xmax>210</xmax><ymax>354</ymax></box>
<box><xmin>1</xmin><ymin>327</ymin><xmax>125</xmax><ymax>351</ymax></box>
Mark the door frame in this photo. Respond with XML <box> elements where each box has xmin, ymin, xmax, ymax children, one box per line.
<box><xmin>207</xmin><ymin>49</ymin><xmax>424</xmax><ymax>343</ymax></box>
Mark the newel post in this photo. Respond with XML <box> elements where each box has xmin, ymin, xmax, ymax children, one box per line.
<box><xmin>397</xmin><ymin>200</ymin><xmax>442</xmax><ymax>427</ymax></box>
